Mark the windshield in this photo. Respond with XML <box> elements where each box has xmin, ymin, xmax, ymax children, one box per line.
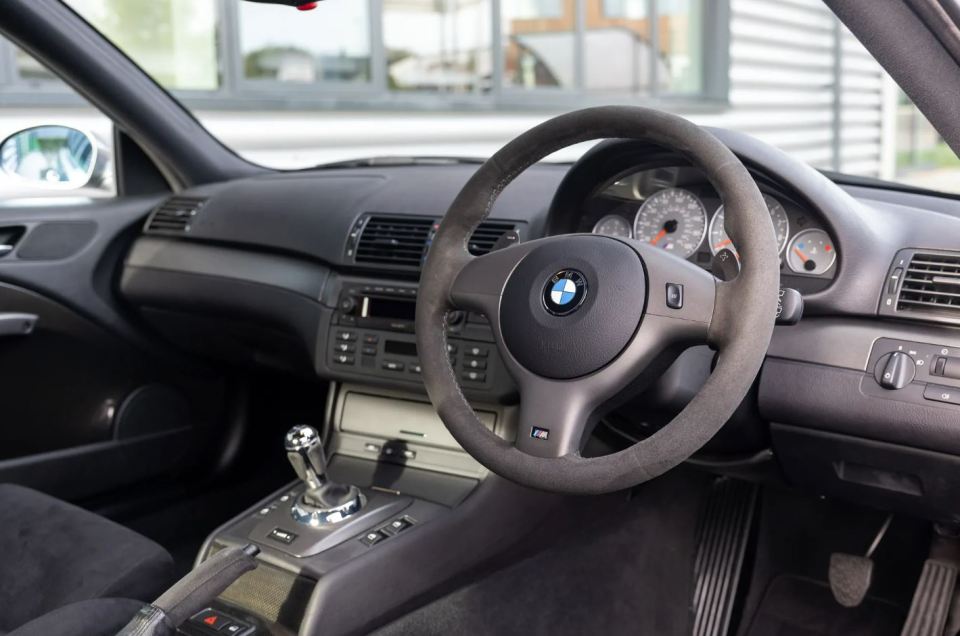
<box><xmin>41</xmin><ymin>0</ymin><xmax>960</xmax><ymax>194</ymax></box>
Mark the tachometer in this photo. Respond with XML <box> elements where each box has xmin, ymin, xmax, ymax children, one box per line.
<box><xmin>708</xmin><ymin>194</ymin><xmax>790</xmax><ymax>256</ymax></box>
<box><xmin>786</xmin><ymin>229</ymin><xmax>836</xmax><ymax>275</ymax></box>
<box><xmin>591</xmin><ymin>214</ymin><xmax>633</xmax><ymax>238</ymax></box>
<box><xmin>633</xmin><ymin>188</ymin><xmax>707</xmax><ymax>259</ymax></box>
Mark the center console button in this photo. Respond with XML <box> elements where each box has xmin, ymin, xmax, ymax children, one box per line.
<box><xmin>360</xmin><ymin>530</ymin><xmax>387</xmax><ymax>546</ymax></box>
<box><xmin>336</xmin><ymin>331</ymin><xmax>357</xmax><ymax>342</ymax></box>
<box><xmin>363</xmin><ymin>334</ymin><xmax>379</xmax><ymax>344</ymax></box>
<box><xmin>333</xmin><ymin>342</ymin><xmax>356</xmax><ymax>353</ymax></box>
<box><xmin>382</xmin><ymin>517</ymin><xmax>413</xmax><ymax>535</ymax></box>
<box><xmin>464</xmin><ymin>345</ymin><xmax>488</xmax><ymax>357</ymax></box>
<box><xmin>267</xmin><ymin>527</ymin><xmax>298</xmax><ymax>545</ymax></box>
<box><xmin>191</xmin><ymin>609</ymin><xmax>232</xmax><ymax>632</ymax></box>
<box><xmin>382</xmin><ymin>360</ymin><xmax>404</xmax><ymax>371</ymax></box>
<box><xmin>361</xmin><ymin>345</ymin><xmax>377</xmax><ymax>356</ymax></box>
<box><xmin>333</xmin><ymin>354</ymin><xmax>355</xmax><ymax>365</ymax></box>
<box><xmin>463</xmin><ymin>357</ymin><xmax>487</xmax><ymax>370</ymax></box>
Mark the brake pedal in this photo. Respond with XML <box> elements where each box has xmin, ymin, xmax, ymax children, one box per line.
<box><xmin>691</xmin><ymin>477</ymin><xmax>758</xmax><ymax>636</ymax></box>
<box><xmin>828</xmin><ymin>514</ymin><xmax>892</xmax><ymax>608</ymax></box>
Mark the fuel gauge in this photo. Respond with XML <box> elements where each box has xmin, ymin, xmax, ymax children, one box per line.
<box><xmin>786</xmin><ymin>229</ymin><xmax>836</xmax><ymax>275</ymax></box>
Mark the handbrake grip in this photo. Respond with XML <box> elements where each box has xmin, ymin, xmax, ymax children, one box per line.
<box><xmin>116</xmin><ymin>544</ymin><xmax>259</xmax><ymax>636</ymax></box>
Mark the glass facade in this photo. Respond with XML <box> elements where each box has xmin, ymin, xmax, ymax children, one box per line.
<box><xmin>239</xmin><ymin>1</ymin><xmax>371</xmax><ymax>85</ymax></box>
<box><xmin>67</xmin><ymin>0</ymin><xmax>219</xmax><ymax>91</ymax></box>
<box><xmin>384</xmin><ymin>0</ymin><xmax>492</xmax><ymax>93</ymax></box>
<box><xmin>8</xmin><ymin>0</ymin><xmax>714</xmax><ymax>106</ymax></box>
<box><xmin>502</xmin><ymin>0</ymin><xmax>576</xmax><ymax>90</ymax></box>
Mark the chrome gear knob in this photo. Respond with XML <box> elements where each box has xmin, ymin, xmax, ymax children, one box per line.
<box><xmin>284</xmin><ymin>425</ymin><xmax>327</xmax><ymax>491</ymax></box>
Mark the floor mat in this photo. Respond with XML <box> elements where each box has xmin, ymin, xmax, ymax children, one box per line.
<box><xmin>373</xmin><ymin>469</ymin><xmax>713</xmax><ymax>636</ymax></box>
<box><xmin>746</xmin><ymin>575</ymin><xmax>905</xmax><ymax>636</ymax></box>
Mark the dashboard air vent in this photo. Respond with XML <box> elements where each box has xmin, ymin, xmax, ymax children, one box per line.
<box><xmin>468</xmin><ymin>221</ymin><xmax>519</xmax><ymax>256</ymax></box>
<box><xmin>355</xmin><ymin>215</ymin><xmax>433</xmax><ymax>268</ymax></box>
<box><xmin>145</xmin><ymin>196</ymin><xmax>207</xmax><ymax>234</ymax></box>
<box><xmin>898</xmin><ymin>251</ymin><xmax>960</xmax><ymax>317</ymax></box>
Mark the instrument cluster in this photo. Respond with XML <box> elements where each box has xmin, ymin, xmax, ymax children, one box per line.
<box><xmin>583</xmin><ymin>167</ymin><xmax>838</xmax><ymax>291</ymax></box>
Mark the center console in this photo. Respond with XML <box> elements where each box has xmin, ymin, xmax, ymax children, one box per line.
<box><xmin>179</xmin><ymin>262</ymin><xmax>555</xmax><ymax>636</ymax></box>
<box><xmin>186</xmin><ymin>376</ymin><xmax>551</xmax><ymax>636</ymax></box>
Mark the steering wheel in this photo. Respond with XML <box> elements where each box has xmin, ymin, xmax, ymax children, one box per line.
<box><xmin>416</xmin><ymin>106</ymin><xmax>780</xmax><ymax>495</ymax></box>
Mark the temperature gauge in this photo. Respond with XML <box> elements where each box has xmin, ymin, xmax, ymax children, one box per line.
<box><xmin>786</xmin><ymin>229</ymin><xmax>836</xmax><ymax>275</ymax></box>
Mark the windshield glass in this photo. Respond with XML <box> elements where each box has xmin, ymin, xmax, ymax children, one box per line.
<box><xmin>42</xmin><ymin>0</ymin><xmax>960</xmax><ymax>194</ymax></box>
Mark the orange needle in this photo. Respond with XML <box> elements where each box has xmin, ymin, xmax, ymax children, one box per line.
<box><xmin>650</xmin><ymin>228</ymin><xmax>668</xmax><ymax>245</ymax></box>
<box><xmin>714</xmin><ymin>238</ymin><xmax>732</xmax><ymax>250</ymax></box>
<box><xmin>792</xmin><ymin>246</ymin><xmax>809</xmax><ymax>262</ymax></box>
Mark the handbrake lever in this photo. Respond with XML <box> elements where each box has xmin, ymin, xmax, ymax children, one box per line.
<box><xmin>116</xmin><ymin>544</ymin><xmax>259</xmax><ymax>636</ymax></box>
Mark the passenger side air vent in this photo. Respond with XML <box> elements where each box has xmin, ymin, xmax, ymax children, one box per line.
<box><xmin>881</xmin><ymin>249</ymin><xmax>960</xmax><ymax>325</ymax></box>
<box><xmin>354</xmin><ymin>215</ymin><xmax>433</xmax><ymax>268</ymax></box>
<box><xmin>144</xmin><ymin>196</ymin><xmax>207</xmax><ymax>234</ymax></box>
<box><xmin>468</xmin><ymin>221</ymin><xmax>519</xmax><ymax>256</ymax></box>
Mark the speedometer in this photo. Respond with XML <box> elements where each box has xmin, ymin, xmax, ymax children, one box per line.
<box><xmin>708</xmin><ymin>194</ymin><xmax>790</xmax><ymax>256</ymax></box>
<box><xmin>633</xmin><ymin>188</ymin><xmax>707</xmax><ymax>259</ymax></box>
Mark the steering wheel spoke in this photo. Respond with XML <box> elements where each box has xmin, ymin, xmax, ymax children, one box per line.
<box><xmin>447</xmin><ymin>240</ymin><xmax>538</xmax><ymax>317</ymax></box>
<box><xmin>512</xmin><ymin>376</ymin><xmax>592</xmax><ymax>457</ymax></box>
<box><xmin>633</xmin><ymin>240</ymin><xmax>717</xmax><ymax>343</ymax></box>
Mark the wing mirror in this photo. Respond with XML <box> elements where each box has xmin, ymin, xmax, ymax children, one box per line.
<box><xmin>0</xmin><ymin>125</ymin><xmax>106</xmax><ymax>191</ymax></box>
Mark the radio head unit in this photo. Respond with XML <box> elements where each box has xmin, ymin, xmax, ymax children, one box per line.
<box><xmin>328</xmin><ymin>282</ymin><xmax>503</xmax><ymax>394</ymax></box>
<box><xmin>336</xmin><ymin>284</ymin><xmax>464</xmax><ymax>333</ymax></box>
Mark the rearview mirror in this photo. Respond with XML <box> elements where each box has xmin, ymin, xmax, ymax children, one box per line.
<box><xmin>0</xmin><ymin>125</ymin><xmax>99</xmax><ymax>190</ymax></box>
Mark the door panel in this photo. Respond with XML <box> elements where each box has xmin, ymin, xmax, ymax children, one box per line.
<box><xmin>0</xmin><ymin>197</ymin><xmax>227</xmax><ymax>500</ymax></box>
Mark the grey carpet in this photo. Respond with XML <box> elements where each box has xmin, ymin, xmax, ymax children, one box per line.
<box><xmin>746</xmin><ymin>575</ymin><xmax>904</xmax><ymax>636</ymax></box>
<box><xmin>373</xmin><ymin>469</ymin><xmax>713</xmax><ymax>636</ymax></box>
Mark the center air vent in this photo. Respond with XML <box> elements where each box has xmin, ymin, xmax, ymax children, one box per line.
<box><xmin>355</xmin><ymin>215</ymin><xmax>433</xmax><ymax>268</ymax></box>
<box><xmin>881</xmin><ymin>249</ymin><xmax>960</xmax><ymax>325</ymax></box>
<box><xmin>145</xmin><ymin>196</ymin><xmax>207</xmax><ymax>234</ymax></box>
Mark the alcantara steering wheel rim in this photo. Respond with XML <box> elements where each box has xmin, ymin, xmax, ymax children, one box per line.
<box><xmin>416</xmin><ymin>106</ymin><xmax>780</xmax><ymax>495</ymax></box>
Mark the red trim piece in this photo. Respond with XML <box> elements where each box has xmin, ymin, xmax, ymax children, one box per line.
<box><xmin>297</xmin><ymin>2</ymin><xmax>318</xmax><ymax>9</ymax></box>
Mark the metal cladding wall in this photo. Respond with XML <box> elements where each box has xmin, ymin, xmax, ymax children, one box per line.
<box><xmin>695</xmin><ymin>0</ymin><xmax>890</xmax><ymax>176</ymax></box>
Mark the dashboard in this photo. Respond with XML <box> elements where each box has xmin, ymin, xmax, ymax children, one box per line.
<box><xmin>118</xmin><ymin>126</ymin><xmax>960</xmax><ymax>523</ymax></box>
<box><xmin>579</xmin><ymin>165</ymin><xmax>837</xmax><ymax>293</ymax></box>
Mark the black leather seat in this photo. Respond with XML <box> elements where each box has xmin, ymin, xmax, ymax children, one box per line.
<box><xmin>0</xmin><ymin>484</ymin><xmax>174</xmax><ymax>635</ymax></box>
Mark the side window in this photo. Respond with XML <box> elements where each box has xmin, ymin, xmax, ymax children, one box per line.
<box><xmin>1</xmin><ymin>41</ymin><xmax>115</xmax><ymax>199</ymax></box>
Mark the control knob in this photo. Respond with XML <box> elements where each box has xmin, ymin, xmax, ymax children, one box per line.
<box><xmin>874</xmin><ymin>351</ymin><xmax>916</xmax><ymax>390</ymax></box>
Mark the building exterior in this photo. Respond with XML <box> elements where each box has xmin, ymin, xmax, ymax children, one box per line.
<box><xmin>0</xmin><ymin>0</ymin><xmax>935</xmax><ymax>193</ymax></box>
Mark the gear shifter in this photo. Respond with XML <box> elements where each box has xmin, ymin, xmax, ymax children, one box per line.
<box><xmin>284</xmin><ymin>425</ymin><xmax>364</xmax><ymax>526</ymax></box>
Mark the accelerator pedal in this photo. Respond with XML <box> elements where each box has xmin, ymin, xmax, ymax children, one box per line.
<box><xmin>900</xmin><ymin>557</ymin><xmax>958</xmax><ymax>636</ymax></box>
<box><xmin>691</xmin><ymin>477</ymin><xmax>758</xmax><ymax>636</ymax></box>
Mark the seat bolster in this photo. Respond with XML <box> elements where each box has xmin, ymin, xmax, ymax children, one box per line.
<box><xmin>7</xmin><ymin>598</ymin><xmax>147</xmax><ymax>636</ymax></box>
<box><xmin>0</xmin><ymin>484</ymin><xmax>173</xmax><ymax>630</ymax></box>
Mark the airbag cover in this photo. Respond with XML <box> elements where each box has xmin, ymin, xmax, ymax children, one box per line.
<box><xmin>499</xmin><ymin>235</ymin><xmax>646</xmax><ymax>379</ymax></box>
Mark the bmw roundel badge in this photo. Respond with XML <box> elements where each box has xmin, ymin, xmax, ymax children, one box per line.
<box><xmin>542</xmin><ymin>269</ymin><xmax>588</xmax><ymax>316</ymax></box>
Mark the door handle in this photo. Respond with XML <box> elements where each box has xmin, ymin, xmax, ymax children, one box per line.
<box><xmin>0</xmin><ymin>313</ymin><xmax>37</xmax><ymax>336</ymax></box>
<box><xmin>0</xmin><ymin>225</ymin><xmax>26</xmax><ymax>258</ymax></box>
